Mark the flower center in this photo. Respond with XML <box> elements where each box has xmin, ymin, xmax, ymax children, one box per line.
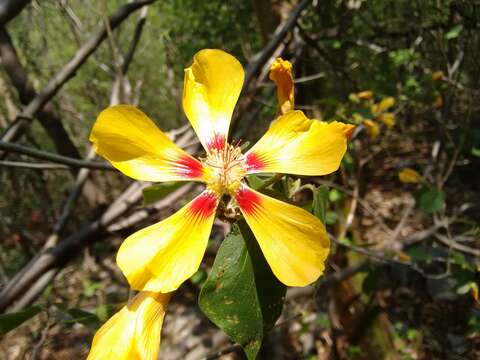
<box><xmin>203</xmin><ymin>142</ymin><xmax>246</xmax><ymax>195</ymax></box>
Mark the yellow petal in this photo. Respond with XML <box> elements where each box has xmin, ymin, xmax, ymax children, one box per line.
<box><xmin>398</xmin><ymin>168</ymin><xmax>422</xmax><ymax>183</ymax></box>
<box><xmin>433</xmin><ymin>94</ymin><xmax>443</xmax><ymax>108</ymax></box>
<box><xmin>90</xmin><ymin>105</ymin><xmax>204</xmax><ymax>182</ymax></box>
<box><xmin>357</xmin><ymin>90</ymin><xmax>374</xmax><ymax>100</ymax></box>
<box><xmin>371</xmin><ymin>96</ymin><xmax>395</xmax><ymax>114</ymax></box>
<box><xmin>245</xmin><ymin>110</ymin><xmax>353</xmax><ymax>176</ymax></box>
<box><xmin>432</xmin><ymin>70</ymin><xmax>445</xmax><ymax>81</ymax></box>
<box><xmin>378</xmin><ymin>112</ymin><xmax>396</xmax><ymax>128</ymax></box>
<box><xmin>269</xmin><ymin>58</ymin><xmax>295</xmax><ymax>114</ymax></box>
<box><xmin>235</xmin><ymin>185</ymin><xmax>330</xmax><ymax>287</ymax></box>
<box><xmin>88</xmin><ymin>291</ymin><xmax>170</xmax><ymax>360</ymax></box>
<box><xmin>117</xmin><ymin>191</ymin><xmax>218</xmax><ymax>292</ymax></box>
<box><xmin>362</xmin><ymin>119</ymin><xmax>380</xmax><ymax>139</ymax></box>
<box><xmin>183</xmin><ymin>49</ymin><xmax>244</xmax><ymax>152</ymax></box>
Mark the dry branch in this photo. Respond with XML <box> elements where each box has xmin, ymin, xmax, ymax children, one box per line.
<box><xmin>0</xmin><ymin>140</ymin><xmax>113</xmax><ymax>170</ymax></box>
<box><xmin>0</xmin><ymin>0</ymin><xmax>157</xmax><ymax>146</ymax></box>
<box><xmin>0</xmin><ymin>0</ymin><xmax>30</xmax><ymax>27</ymax></box>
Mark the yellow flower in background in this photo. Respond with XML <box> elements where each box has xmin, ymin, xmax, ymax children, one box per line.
<box><xmin>88</xmin><ymin>292</ymin><xmax>170</xmax><ymax>360</ymax></box>
<box><xmin>398</xmin><ymin>168</ymin><xmax>422</xmax><ymax>183</ymax></box>
<box><xmin>90</xmin><ymin>49</ymin><xmax>353</xmax><ymax>292</ymax></box>
<box><xmin>269</xmin><ymin>57</ymin><xmax>294</xmax><ymax>115</ymax></box>
<box><xmin>371</xmin><ymin>96</ymin><xmax>395</xmax><ymax>115</ymax></box>
<box><xmin>362</xmin><ymin>119</ymin><xmax>379</xmax><ymax>139</ymax></box>
<box><xmin>432</xmin><ymin>70</ymin><xmax>445</xmax><ymax>81</ymax></box>
<box><xmin>357</xmin><ymin>90</ymin><xmax>374</xmax><ymax>100</ymax></box>
<box><xmin>378</xmin><ymin>112</ymin><xmax>396</xmax><ymax>128</ymax></box>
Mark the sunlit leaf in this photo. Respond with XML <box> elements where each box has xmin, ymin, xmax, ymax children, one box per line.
<box><xmin>445</xmin><ymin>24</ymin><xmax>463</xmax><ymax>39</ymax></box>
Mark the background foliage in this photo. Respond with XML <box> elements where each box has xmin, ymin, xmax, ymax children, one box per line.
<box><xmin>0</xmin><ymin>0</ymin><xmax>479</xmax><ymax>359</ymax></box>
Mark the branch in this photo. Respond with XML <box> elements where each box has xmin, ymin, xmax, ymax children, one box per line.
<box><xmin>0</xmin><ymin>183</ymin><xmax>192</xmax><ymax>312</ymax></box>
<box><xmin>0</xmin><ymin>0</ymin><xmax>30</xmax><ymax>27</ymax></box>
<box><xmin>0</xmin><ymin>0</ymin><xmax>157</xmax><ymax>145</ymax></box>
<box><xmin>0</xmin><ymin>160</ymin><xmax>71</xmax><ymax>170</ymax></box>
<box><xmin>0</xmin><ymin>28</ymin><xmax>82</xmax><ymax>160</ymax></box>
<box><xmin>0</xmin><ymin>141</ymin><xmax>114</xmax><ymax>170</ymax></box>
<box><xmin>243</xmin><ymin>0</ymin><xmax>311</xmax><ymax>88</ymax></box>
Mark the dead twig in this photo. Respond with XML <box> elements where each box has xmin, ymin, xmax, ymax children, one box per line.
<box><xmin>0</xmin><ymin>0</ymin><xmax>157</xmax><ymax>147</ymax></box>
<box><xmin>0</xmin><ymin>141</ymin><xmax>113</xmax><ymax>170</ymax></box>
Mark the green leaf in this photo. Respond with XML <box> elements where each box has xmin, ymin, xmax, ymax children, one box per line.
<box><xmin>246</xmin><ymin>175</ymin><xmax>265</xmax><ymax>190</ymax></box>
<box><xmin>142</xmin><ymin>182</ymin><xmax>183</xmax><ymax>206</ymax></box>
<box><xmin>325</xmin><ymin>211</ymin><xmax>338</xmax><ymax>225</ymax></box>
<box><xmin>0</xmin><ymin>306</ymin><xmax>42</xmax><ymax>335</ymax></box>
<box><xmin>457</xmin><ymin>282</ymin><xmax>475</xmax><ymax>295</ymax></box>
<box><xmin>199</xmin><ymin>222</ymin><xmax>286</xmax><ymax>359</ymax></box>
<box><xmin>419</xmin><ymin>187</ymin><xmax>445</xmax><ymax>214</ymax></box>
<box><xmin>64</xmin><ymin>308</ymin><xmax>102</xmax><ymax>329</ymax></box>
<box><xmin>190</xmin><ymin>269</ymin><xmax>207</xmax><ymax>286</ymax></box>
<box><xmin>312</xmin><ymin>185</ymin><xmax>329</xmax><ymax>224</ymax></box>
<box><xmin>329</xmin><ymin>189</ymin><xmax>343</xmax><ymax>202</ymax></box>
<box><xmin>471</xmin><ymin>146</ymin><xmax>480</xmax><ymax>157</ymax></box>
<box><xmin>445</xmin><ymin>24</ymin><xmax>463</xmax><ymax>40</ymax></box>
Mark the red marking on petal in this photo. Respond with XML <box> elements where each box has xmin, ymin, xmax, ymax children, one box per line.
<box><xmin>246</xmin><ymin>152</ymin><xmax>266</xmax><ymax>172</ymax></box>
<box><xmin>235</xmin><ymin>187</ymin><xmax>262</xmax><ymax>215</ymax></box>
<box><xmin>189</xmin><ymin>192</ymin><xmax>218</xmax><ymax>218</ymax></box>
<box><xmin>177</xmin><ymin>155</ymin><xmax>203</xmax><ymax>178</ymax></box>
<box><xmin>207</xmin><ymin>134</ymin><xmax>226</xmax><ymax>151</ymax></box>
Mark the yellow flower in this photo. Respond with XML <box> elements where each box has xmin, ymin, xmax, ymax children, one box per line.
<box><xmin>269</xmin><ymin>57</ymin><xmax>294</xmax><ymax>115</ymax></box>
<box><xmin>371</xmin><ymin>96</ymin><xmax>395</xmax><ymax>115</ymax></box>
<box><xmin>398</xmin><ymin>168</ymin><xmax>422</xmax><ymax>183</ymax></box>
<box><xmin>357</xmin><ymin>90</ymin><xmax>374</xmax><ymax>100</ymax></box>
<box><xmin>88</xmin><ymin>292</ymin><xmax>170</xmax><ymax>360</ymax></box>
<box><xmin>90</xmin><ymin>49</ymin><xmax>353</xmax><ymax>291</ymax></box>
<box><xmin>432</xmin><ymin>70</ymin><xmax>445</xmax><ymax>81</ymax></box>
<box><xmin>377</xmin><ymin>112</ymin><xmax>396</xmax><ymax>128</ymax></box>
<box><xmin>362</xmin><ymin>119</ymin><xmax>380</xmax><ymax>139</ymax></box>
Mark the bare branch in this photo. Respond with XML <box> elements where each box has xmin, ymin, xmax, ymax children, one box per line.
<box><xmin>0</xmin><ymin>29</ymin><xmax>82</xmax><ymax>160</ymax></box>
<box><xmin>0</xmin><ymin>140</ymin><xmax>113</xmax><ymax>170</ymax></box>
<box><xmin>243</xmin><ymin>0</ymin><xmax>311</xmax><ymax>87</ymax></box>
<box><xmin>0</xmin><ymin>160</ymin><xmax>70</xmax><ymax>170</ymax></box>
<box><xmin>0</xmin><ymin>0</ymin><xmax>30</xmax><ymax>27</ymax></box>
<box><xmin>0</xmin><ymin>0</ymin><xmax>157</xmax><ymax>145</ymax></box>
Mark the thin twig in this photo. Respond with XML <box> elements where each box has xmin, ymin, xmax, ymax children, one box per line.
<box><xmin>0</xmin><ymin>160</ymin><xmax>70</xmax><ymax>170</ymax></box>
<box><xmin>0</xmin><ymin>141</ymin><xmax>113</xmax><ymax>170</ymax></box>
<box><xmin>0</xmin><ymin>0</ymin><xmax>157</xmax><ymax>146</ymax></box>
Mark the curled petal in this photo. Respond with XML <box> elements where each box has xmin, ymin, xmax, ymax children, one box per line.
<box><xmin>245</xmin><ymin>110</ymin><xmax>354</xmax><ymax>176</ymax></box>
<box><xmin>269</xmin><ymin>57</ymin><xmax>294</xmax><ymax>114</ymax></box>
<box><xmin>362</xmin><ymin>119</ymin><xmax>380</xmax><ymax>139</ymax></box>
<box><xmin>378</xmin><ymin>112</ymin><xmax>395</xmax><ymax>128</ymax></box>
<box><xmin>235</xmin><ymin>185</ymin><xmax>330</xmax><ymax>287</ymax></box>
<box><xmin>371</xmin><ymin>96</ymin><xmax>395</xmax><ymax>114</ymax></box>
<box><xmin>88</xmin><ymin>291</ymin><xmax>170</xmax><ymax>360</ymax></box>
<box><xmin>183</xmin><ymin>49</ymin><xmax>244</xmax><ymax>152</ymax></box>
<box><xmin>398</xmin><ymin>168</ymin><xmax>422</xmax><ymax>183</ymax></box>
<box><xmin>90</xmin><ymin>105</ymin><xmax>204</xmax><ymax>182</ymax></box>
<box><xmin>357</xmin><ymin>90</ymin><xmax>374</xmax><ymax>100</ymax></box>
<box><xmin>117</xmin><ymin>191</ymin><xmax>218</xmax><ymax>292</ymax></box>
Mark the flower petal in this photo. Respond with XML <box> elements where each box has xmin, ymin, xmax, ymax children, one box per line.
<box><xmin>398</xmin><ymin>168</ymin><xmax>422</xmax><ymax>183</ymax></box>
<box><xmin>90</xmin><ymin>105</ymin><xmax>204</xmax><ymax>182</ymax></box>
<box><xmin>183</xmin><ymin>49</ymin><xmax>244</xmax><ymax>152</ymax></box>
<box><xmin>235</xmin><ymin>185</ymin><xmax>330</xmax><ymax>287</ymax></box>
<box><xmin>117</xmin><ymin>191</ymin><xmax>218</xmax><ymax>292</ymax></box>
<box><xmin>362</xmin><ymin>119</ymin><xmax>380</xmax><ymax>139</ymax></box>
<box><xmin>245</xmin><ymin>110</ymin><xmax>354</xmax><ymax>176</ymax></box>
<box><xmin>269</xmin><ymin>58</ymin><xmax>294</xmax><ymax>114</ymax></box>
<box><xmin>88</xmin><ymin>291</ymin><xmax>170</xmax><ymax>360</ymax></box>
